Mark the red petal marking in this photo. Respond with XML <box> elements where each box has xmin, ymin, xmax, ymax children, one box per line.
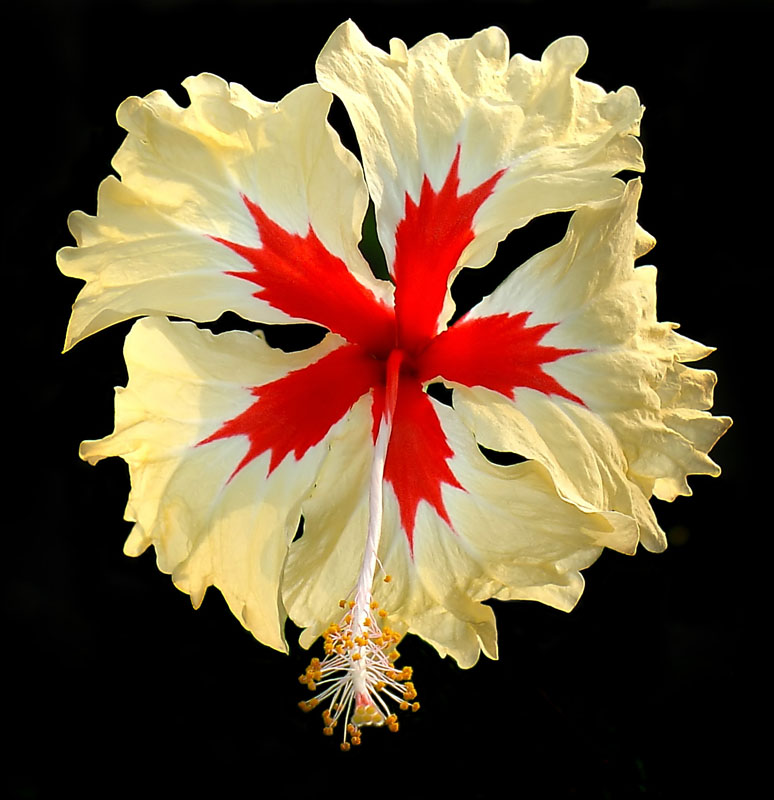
<box><xmin>392</xmin><ymin>146</ymin><xmax>506</xmax><ymax>354</ymax></box>
<box><xmin>417</xmin><ymin>312</ymin><xmax>586</xmax><ymax>405</ymax></box>
<box><xmin>212</xmin><ymin>196</ymin><xmax>395</xmax><ymax>356</ymax></box>
<box><xmin>374</xmin><ymin>374</ymin><xmax>463</xmax><ymax>550</ymax></box>
<box><xmin>200</xmin><ymin>344</ymin><xmax>382</xmax><ymax>475</ymax></box>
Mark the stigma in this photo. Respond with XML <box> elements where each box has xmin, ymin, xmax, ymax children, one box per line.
<box><xmin>298</xmin><ymin>599</ymin><xmax>419</xmax><ymax>750</ymax></box>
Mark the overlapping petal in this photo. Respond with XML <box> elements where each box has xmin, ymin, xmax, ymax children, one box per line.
<box><xmin>58</xmin><ymin>75</ymin><xmax>392</xmax><ymax>350</ymax></box>
<box><xmin>317</xmin><ymin>21</ymin><xmax>644</xmax><ymax>342</ymax></box>
<box><xmin>440</xmin><ymin>181</ymin><xmax>731</xmax><ymax>551</ymax></box>
<box><xmin>80</xmin><ymin>317</ymin><xmax>373</xmax><ymax>652</ymax></box>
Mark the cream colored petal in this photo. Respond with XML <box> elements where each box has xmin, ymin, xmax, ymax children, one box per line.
<box><xmin>456</xmin><ymin>180</ymin><xmax>731</xmax><ymax>552</ymax></box>
<box><xmin>58</xmin><ymin>75</ymin><xmax>389</xmax><ymax>349</ymax></box>
<box><xmin>317</xmin><ymin>22</ymin><xmax>643</xmax><ymax>279</ymax></box>
<box><xmin>380</xmin><ymin>402</ymin><xmax>636</xmax><ymax>668</ymax></box>
<box><xmin>80</xmin><ymin>317</ymin><xmax>356</xmax><ymax>652</ymax></box>
<box><xmin>285</xmin><ymin>395</ymin><xmax>636</xmax><ymax>669</ymax></box>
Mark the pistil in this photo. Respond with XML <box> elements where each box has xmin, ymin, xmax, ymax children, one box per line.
<box><xmin>299</xmin><ymin>349</ymin><xmax>419</xmax><ymax>749</ymax></box>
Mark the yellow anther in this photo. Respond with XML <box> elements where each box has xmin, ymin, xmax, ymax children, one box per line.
<box><xmin>384</xmin><ymin>575</ymin><xmax>392</xmax><ymax>583</ymax></box>
<box><xmin>299</xmin><ymin>601</ymin><xmax>416</xmax><ymax>748</ymax></box>
<box><xmin>412</xmin><ymin>703</ymin><xmax>420</xmax><ymax>712</ymax></box>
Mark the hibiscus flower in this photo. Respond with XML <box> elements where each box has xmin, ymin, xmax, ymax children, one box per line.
<box><xmin>58</xmin><ymin>22</ymin><xmax>731</xmax><ymax>750</ymax></box>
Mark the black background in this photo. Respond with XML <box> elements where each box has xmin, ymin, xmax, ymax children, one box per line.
<box><xmin>8</xmin><ymin>1</ymin><xmax>761</xmax><ymax>797</ymax></box>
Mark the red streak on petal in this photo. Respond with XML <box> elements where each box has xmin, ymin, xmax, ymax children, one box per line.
<box><xmin>418</xmin><ymin>312</ymin><xmax>585</xmax><ymax>404</ymax></box>
<box><xmin>200</xmin><ymin>344</ymin><xmax>382</xmax><ymax>476</ymax></box>
<box><xmin>212</xmin><ymin>196</ymin><xmax>395</xmax><ymax>355</ymax></box>
<box><xmin>374</xmin><ymin>374</ymin><xmax>463</xmax><ymax>550</ymax></box>
<box><xmin>392</xmin><ymin>146</ymin><xmax>505</xmax><ymax>354</ymax></box>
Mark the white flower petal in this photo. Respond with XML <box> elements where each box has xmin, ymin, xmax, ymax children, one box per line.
<box><xmin>380</xmin><ymin>401</ymin><xmax>635</xmax><ymax>668</ymax></box>
<box><xmin>452</xmin><ymin>180</ymin><xmax>731</xmax><ymax>551</ymax></box>
<box><xmin>317</xmin><ymin>22</ymin><xmax>643</xmax><ymax>281</ymax></box>
<box><xmin>58</xmin><ymin>76</ymin><xmax>390</xmax><ymax>349</ymax></box>
<box><xmin>80</xmin><ymin>317</ymin><xmax>368</xmax><ymax>652</ymax></box>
